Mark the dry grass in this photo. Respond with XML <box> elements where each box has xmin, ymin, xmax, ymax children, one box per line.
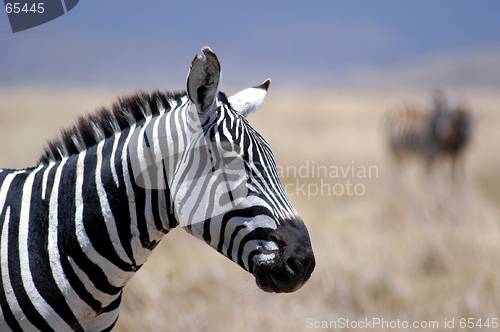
<box><xmin>1</xmin><ymin>86</ymin><xmax>499</xmax><ymax>331</ymax></box>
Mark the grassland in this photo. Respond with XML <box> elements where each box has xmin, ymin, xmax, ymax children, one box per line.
<box><xmin>1</xmin><ymin>86</ymin><xmax>499</xmax><ymax>331</ymax></box>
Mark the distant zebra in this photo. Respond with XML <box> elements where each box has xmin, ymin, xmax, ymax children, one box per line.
<box><xmin>386</xmin><ymin>90</ymin><xmax>472</xmax><ymax>177</ymax></box>
<box><xmin>0</xmin><ymin>47</ymin><xmax>315</xmax><ymax>331</ymax></box>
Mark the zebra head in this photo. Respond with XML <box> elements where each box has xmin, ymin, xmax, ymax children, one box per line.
<box><xmin>180</xmin><ymin>47</ymin><xmax>315</xmax><ymax>293</ymax></box>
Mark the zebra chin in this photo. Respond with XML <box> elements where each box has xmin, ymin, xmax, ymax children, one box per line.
<box><xmin>252</xmin><ymin>217</ymin><xmax>315</xmax><ymax>293</ymax></box>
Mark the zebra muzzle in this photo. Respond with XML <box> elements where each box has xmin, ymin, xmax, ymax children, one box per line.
<box><xmin>253</xmin><ymin>218</ymin><xmax>315</xmax><ymax>293</ymax></box>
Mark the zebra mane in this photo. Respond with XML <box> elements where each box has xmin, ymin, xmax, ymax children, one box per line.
<box><xmin>39</xmin><ymin>90</ymin><xmax>183</xmax><ymax>165</ymax></box>
<box><xmin>39</xmin><ymin>90</ymin><xmax>231</xmax><ymax>165</ymax></box>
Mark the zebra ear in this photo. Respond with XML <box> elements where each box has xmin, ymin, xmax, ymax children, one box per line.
<box><xmin>187</xmin><ymin>46</ymin><xmax>221</xmax><ymax>115</ymax></box>
<box><xmin>228</xmin><ymin>79</ymin><xmax>270</xmax><ymax>117</ymax></box>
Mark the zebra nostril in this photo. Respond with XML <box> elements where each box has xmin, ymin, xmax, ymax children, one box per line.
<box><xmin>286</xmin><ymin>257</ymin><xmax>303</xmax><ymax>276</ymax></box>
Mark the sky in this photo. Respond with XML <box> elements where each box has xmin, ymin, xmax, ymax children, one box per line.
<box><xmin>1</xmin><ymin>1</ymin><xmax>500</xmax><ymax>91</ymax></box>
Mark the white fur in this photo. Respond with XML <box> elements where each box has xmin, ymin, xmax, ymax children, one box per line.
<box><xmin>1</xmin><ymin>207</ymin><xmax>38</xmax><ymax>331</ymax></box>
<box><xmin>228</xmin><ymin>81</ymin><xmax>269</xmax><ymax>117</ymax></box>
<box><xmin>19</xmin><ymin>166</ymin><xmax>73</xmax><ymax>330</ymax></box>
<box><xmin>74</xmin><ymin>151</ymin><xmax>133</xmax><ymax>287</ymax></box>
<box><xmin>95</xmin><ymin>141</ymin><xmax>134</xmax><ymax>265</ymax></box>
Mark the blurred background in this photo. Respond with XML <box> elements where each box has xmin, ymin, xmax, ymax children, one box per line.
<box><xmin>1</xmin><ymin>1</ymin><xmax>500</xmax><ymax>331</ymax></box>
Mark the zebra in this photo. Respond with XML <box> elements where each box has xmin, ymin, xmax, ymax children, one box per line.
<box><xmin>385</xmin><ymin>90</ymin><xmax>472</xmax><ymax>178</ymax></box>
<box><xmin>0</xmin><ymin>47</ymin><xmax>315</xmax><ymax>331</ymax></box>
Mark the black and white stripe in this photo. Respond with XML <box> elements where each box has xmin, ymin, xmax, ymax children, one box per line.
<box><xmin>386</xmin><ymin>91</ymin><xmax>472</xmax><ymax>174</ymax></box>
<box><xmin>0</xmin><ymin>47</ymin><xmax>315</xmax><ymax>331</ymax></box>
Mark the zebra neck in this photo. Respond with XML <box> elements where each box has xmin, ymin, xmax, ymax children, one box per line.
<box><xmin>78</xmin><ymin>129</ymin><xmax>176</xmax><ymax>271</ymax></box>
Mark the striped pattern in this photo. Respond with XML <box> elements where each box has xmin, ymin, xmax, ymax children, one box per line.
<box><xmin>0</xmin><ymin>88</ymin><xmax>302</xmax><ymax>330</ymax></box>
<box><xmin>386</xmin><ymin>93</ymin><xmax>472</xmax><ymax>174</ymax></box>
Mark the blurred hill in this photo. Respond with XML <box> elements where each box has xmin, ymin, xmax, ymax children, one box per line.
<box><xmin>344</xmin><ymin>46</ymin><xmax>500</xmax><ymax>91</ymax></box>
<box><xmin>1</xmin><ymin>1</ymin><xmax>499</xmax><ymax>91</ymax></box>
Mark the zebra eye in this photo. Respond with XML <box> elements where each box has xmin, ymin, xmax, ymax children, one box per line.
<box><xmin>219</xmin><ymin>141</ymin><xmax>237</xmax><ymax>152</ymax></box>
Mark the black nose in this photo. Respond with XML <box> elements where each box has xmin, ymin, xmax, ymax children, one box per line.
<box><xmin>254</xmin><ymin>217</ymin><xmax>315</xmax><ymax>293</ymax></box>
<box><xmin>274</xmin><ymin>231</ymin><xmax>315</xmax><ymax>292</ymax></box>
